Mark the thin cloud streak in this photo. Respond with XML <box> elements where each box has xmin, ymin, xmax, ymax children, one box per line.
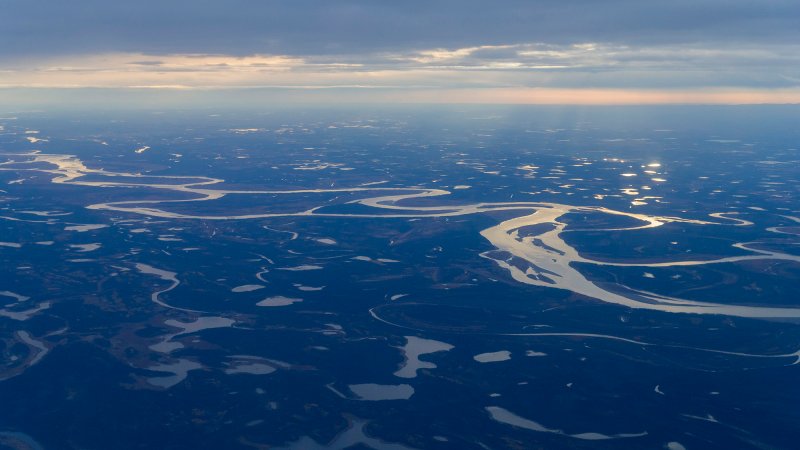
<box><xmin>394</xmin><ymin>88</ymin><xmax>800</xmax><ymax>105</ymax></box>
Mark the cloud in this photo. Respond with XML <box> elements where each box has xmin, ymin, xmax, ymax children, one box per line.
<box><xmin>2</xmin><ymin>42</ymin><xmax>799</xmax><ymax>91</ymax></box>
<box><xmin>1</xmin><ymin>1</ymin><xmax>799</xmax><ymax>58</ymax></box>
<box><xmin>1</xmin><ymin>1</ymin><xmax>799</xmax><ymax>103</ymax></box>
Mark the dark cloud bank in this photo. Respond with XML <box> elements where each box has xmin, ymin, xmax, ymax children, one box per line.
<box><xmin>3</xmin><ymin>0</ymin><xmax>799</xmax><ymax>57</ymax></box>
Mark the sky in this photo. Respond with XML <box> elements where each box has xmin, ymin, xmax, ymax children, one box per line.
<box><xmin>2</xmin><ymin>0</ymin><xmax>800</xmax><ymax>105</ymax></box>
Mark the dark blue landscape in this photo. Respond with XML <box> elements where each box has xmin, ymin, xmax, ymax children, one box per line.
<box><xmin>1</xmin><ymin>106</ymin><xmax>799</xmax><ymax>449</ymax></box>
